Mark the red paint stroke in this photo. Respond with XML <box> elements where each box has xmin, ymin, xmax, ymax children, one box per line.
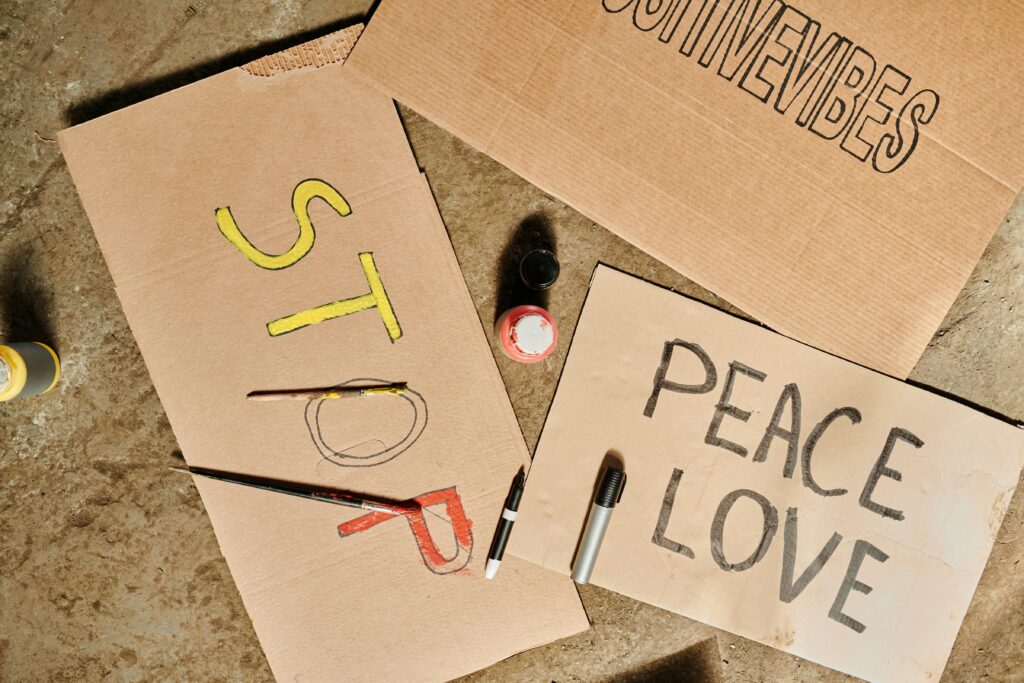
<box><xmin>337</xmin><ymin>487</ymin><xmax>474</xmax><ymax>574</ymax></box>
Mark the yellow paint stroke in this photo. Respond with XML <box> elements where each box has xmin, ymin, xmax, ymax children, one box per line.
<box><xmin>318</xmin><ymin>385</ymin><xmax>406</xmax><ymax>399</ymax></box>
<box><xmin>215</xmin><ymin>179</ymin><xmax>351</xmax><ymax>270</ymax></box>
<box><xmin>359</xmin><ymin>252</ymin><xmax>402</xmax><ymax>341</ymax></box>
<box><xmin>267</xmin><ymin>252</ymin><xmax>402</xmax><ymax>340</ymax></box>
<box><xmin>361</xmin><ymin>385</ymin><xmax>407</xmax><ymax>396</ymax></box>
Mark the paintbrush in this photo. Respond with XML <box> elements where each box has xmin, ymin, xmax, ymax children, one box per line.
<box><xmin>169</xmin><ymin>465</ymin><xmax>416</xmax><ymax>514</ymax></box>
<box><xmin>246</xmin><ymin>382</ymin><xmax>407</xmax><ymax>402</ymax></box>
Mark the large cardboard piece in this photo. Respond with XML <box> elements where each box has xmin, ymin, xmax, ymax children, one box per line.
<box><xmin>512</xmin><ymin>265</ymin><xmax>1024</xmax><ymax>682</ymax></box>
<box><xmin>59</xmin><ymin>27</ymin><xmax>587</xmax><ymax>681</ymax></box>
<box><xmin>346</xmin><ymin>0</ymin><xmax>1024</xmax><ymax>379</ymax></box>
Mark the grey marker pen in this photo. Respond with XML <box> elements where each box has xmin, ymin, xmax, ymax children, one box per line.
<box><xmin>571</xmin><ymin>465</ymin><xmax>626</xmax><ymax>584</ymax></box>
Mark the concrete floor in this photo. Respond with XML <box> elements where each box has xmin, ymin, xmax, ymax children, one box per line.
<box><xmin>1</xmin><ymin>1</ymin><xmax>1022</xmax><ymax>681</ymax></box>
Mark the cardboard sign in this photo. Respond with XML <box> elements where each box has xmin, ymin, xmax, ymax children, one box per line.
<box><xmin>59</xmin><ymin>27</ymin><xmax>587</xmax><ymax>681</ymax></box>
<box><xmin>511</xmin><ymin>265</ymin><xmax>1024</xmax><ymax>682</ymax></box>
<box><xmin>346</xmin><ymin>0</ymin><xmax>1024</xmax><ymax>379</ymax></box>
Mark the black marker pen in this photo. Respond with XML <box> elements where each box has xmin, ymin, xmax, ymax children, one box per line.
<box><xmin>571</xmin><ymin>465</ymin><xmax>625</xmax><ymax>584</ymax></box>
<box><xmin>485</xmin><ymin>469</ymin><xmax>525</xmax><ymax>579</ymax></box>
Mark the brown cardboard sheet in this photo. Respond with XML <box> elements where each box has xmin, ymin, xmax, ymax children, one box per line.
<box><xmin>345</xmin><ymin>0</ymin><xmax>1024</xmax><ymax>378</ymax></box>
<box><xmin>58</xmin><ymin>26</ymin><xmax>587</xmax><ymax>682</ymax></box>
<box><xmin>511</xmin><ymin>265</ymin><xmax>1024</xmax><ymax>682</ymax></box>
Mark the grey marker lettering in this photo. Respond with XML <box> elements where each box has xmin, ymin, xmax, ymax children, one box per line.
<box><xmin>779</xmin><ymin>507</ymin><xmax>843</xmax><ymax>603</ymax></box>
<box><xmin>802</xmin><ymin>407</ymin><xmax>861</xmax><ymax>497</ymax></box>
<box><xmin>644</xmin><ymin>339</ymin><xmax>718</xmax><ymax>418</ymax></box>
<box><xmin>754</xmin><ymin>383</ymin><xmax>802</xmax><ymax>476</ymax></box>
<box><xmin>860</xmin><ymin>427</ymin><xmax>922</xmax><ymax>521</ymax></box>
<box><xmin>710</xmin><ymin>488</ymin><xmax>779</xmax><ymax>572</ymax></box>
<box><xmin>651</xmin><ymin>468</ymin><xmax>695</xmax><ymax>558</ymax></box>
<box><xmin>705</xmin><ymin>361</ymin><xmax>767</xmax><ymax>457</ymax></box>
<box><xmin>829</xmin><ymin>540</ymin><xmax>889</xmax><ymax>633</ymax></box>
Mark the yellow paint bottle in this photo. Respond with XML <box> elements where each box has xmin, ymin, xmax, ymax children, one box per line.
<box><xmin>0</xmin><ymin>342</ymin><xmax>61</xmax><ymax>401</ymax></box>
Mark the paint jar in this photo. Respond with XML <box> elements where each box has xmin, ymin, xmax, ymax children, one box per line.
<box><xmin>496</xmin><ymin>305</ymin><xmax>557</xmax><ymax>363</ymax></box>
<box><xmin>519</xmin><ymin>249</ymin><xmax>560</xmax><ymax>291</ymax></box>
<box><xmin>0</xmin><ymin>342</ymin><xmax>61</xmax><ymax>401</ymax></box>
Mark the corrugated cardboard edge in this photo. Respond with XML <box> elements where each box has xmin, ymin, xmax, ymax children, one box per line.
<box><xmin>240</xmin><ymin>24</ymin><xmax>363</xmax><ymax>77</ymax></box>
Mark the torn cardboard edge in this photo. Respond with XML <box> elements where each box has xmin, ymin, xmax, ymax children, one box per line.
<box><xmin>240</xmin><ymin>23</ymin><xmax>363</xmax><ymax>77</ymax></box>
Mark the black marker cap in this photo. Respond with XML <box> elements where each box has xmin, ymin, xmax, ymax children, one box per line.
<box><xmin>519</xmin><ymin>249</ymin><xmax>560</xmax><ymax>290</ymax></box>
<box><xmin>595</xmin><ymin>467</ymin><xmax>625</xmax><ymax>508</ymax></box>
<box><xmin>505</xmin><ymin>470</ymin><xmax>525</xmax><ymax>511</ymax></box>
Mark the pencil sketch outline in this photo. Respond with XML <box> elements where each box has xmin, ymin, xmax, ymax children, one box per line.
<box><xmin>304</xmin><ymin>377</ymin><xmax>427</xmax><ymax>468</ymax></box>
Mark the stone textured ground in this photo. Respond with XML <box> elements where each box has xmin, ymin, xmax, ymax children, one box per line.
<box><xmin>1</xmin><ymin>1</ymin><xmax>1021</xmax><ymax>681</ymax></box>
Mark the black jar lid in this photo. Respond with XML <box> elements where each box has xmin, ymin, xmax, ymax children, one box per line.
<box><xmin>519</xmin><ymin>249</ymin><xmax>560</xmax><ymax>290</ymax></box>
